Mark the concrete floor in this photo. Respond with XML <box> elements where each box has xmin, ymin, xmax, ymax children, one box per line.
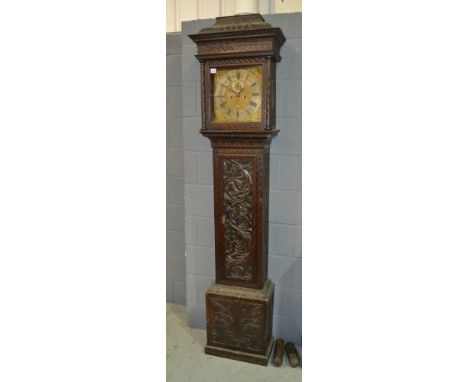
<box><xmin>166</xmin><ymin>303</ymin><xmax>302</xmax><ymax>382</ymax></box>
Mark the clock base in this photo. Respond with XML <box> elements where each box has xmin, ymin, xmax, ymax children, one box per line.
<box><xmin>205</xmin><ymin>279</ymin><xmax>275</xmax><ymax>366</ymax></box>
<box><xmin>205</xmin><ymin>337</ymin><xmax>274</xmax><ymax>366</ymax></box>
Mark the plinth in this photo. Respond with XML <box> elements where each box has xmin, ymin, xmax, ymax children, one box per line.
<box><xmin>205</xmin><ymin>280</ymin><xmax>274</xmax><ymax>365</ymax></box>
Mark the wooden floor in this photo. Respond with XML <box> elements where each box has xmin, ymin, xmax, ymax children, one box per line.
<box><xmin>166</xmin><ymin>303</ymin><xmax>302</xmax><ymax>382</ymax></box>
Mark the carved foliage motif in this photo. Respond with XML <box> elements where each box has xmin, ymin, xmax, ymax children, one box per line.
<box><xmin>210</xmin><ymin>296</ymin><xmax>264</xmax><ymax>352</ymax></box>
<box><xmin>223</xmin><ymin>158</ymin><xmax>254</xmax><ymax>281</ymax></box>
<box><xmin>198</xmin><ymin>39</ymin><xmax>273</xmax><ymax>56</ymax></box>
<box><xmin>208</xmin><ymin>57</ymin><xmax>264</xmax><ymax>67</ymax></box>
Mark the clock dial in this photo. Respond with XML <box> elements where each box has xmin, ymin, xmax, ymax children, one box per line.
<box><xmin>213</xmin><ymin>66</ymin><xmax>262</xmax><ymax>122</ymax></box>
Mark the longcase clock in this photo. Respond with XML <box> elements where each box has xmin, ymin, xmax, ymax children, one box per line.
<box><xmin>189</xmin><ymin>14</ymin><xmax>285</xmax><ymax>366</ymax></box>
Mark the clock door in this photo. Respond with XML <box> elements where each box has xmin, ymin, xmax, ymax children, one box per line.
<box><xmin>214</xmin><ymin>151</ymin><xmax>259</xmax><ymax>287</ymax></box>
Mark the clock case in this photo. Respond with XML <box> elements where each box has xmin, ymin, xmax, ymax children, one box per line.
<box><xmin>190</xmin><ymin>14</ymin><xmax>285</xmax><ymax>134</ymax></box>
<box><xmin>189</xmin><ymin>14</ymin><xmax>285</xmax><ymax>366</ymax></box>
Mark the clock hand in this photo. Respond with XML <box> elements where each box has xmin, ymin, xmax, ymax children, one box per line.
<box><xmin>236</xmin><ymin>85</ymin><xmax>246</xmax><ymax>97</ymax></box>
<box><xmin>221</xmin><ymin>84</ymin><xmax>237</xmax><ymax>94</ymax></box>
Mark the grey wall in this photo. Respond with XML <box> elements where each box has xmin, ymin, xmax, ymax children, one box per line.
<box><xmin>180</xmin><ymin>13</ymin><xmax>302</xmax><ymax>345</ymax></box>
<box><xmin>166</xmin><ymin>33</ymin><xmax>186</xmax><ymax>305</ymax></box>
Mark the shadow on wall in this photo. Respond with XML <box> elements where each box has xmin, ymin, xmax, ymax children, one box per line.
<box><xmin>271</xmin><ymin>258</ymin><xmax>302</xmax><ymax>344</ymax></box>
<box><xmin>166</xmin><ymin>32</ymin><xmax>187</xmax><ymax>306</ymax></box>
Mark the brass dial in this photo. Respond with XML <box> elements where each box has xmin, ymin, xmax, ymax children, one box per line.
<box><xmin>213</xmin><ymin>66</ymin><xmax>262</xmax><ymax>122</ymax></box>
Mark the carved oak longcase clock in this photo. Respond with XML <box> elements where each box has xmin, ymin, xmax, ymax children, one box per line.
<box><xmin>189</xmin><ymin>14</ymin><xmax>285</xmax><ymax>366</ymax></box>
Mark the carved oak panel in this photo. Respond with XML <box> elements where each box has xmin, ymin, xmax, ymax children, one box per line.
<box><xmin>207</xmin><ymin>295</ymin><xmax>266</xmax><ymax>353</ymax></box>
<box><xmin>222</xmin><ymin>158</ymin><xmax>254</xmax><ymax>281</ymax></box>
<box><xmin>196</xmin><ymin>39</ymin><xmax>274</xmax><ymax>57</ymax></box>
<box><xmin>213</xmin><ymin>148</ymin><xmax>271</xmax><ymax>289</ymax></box>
